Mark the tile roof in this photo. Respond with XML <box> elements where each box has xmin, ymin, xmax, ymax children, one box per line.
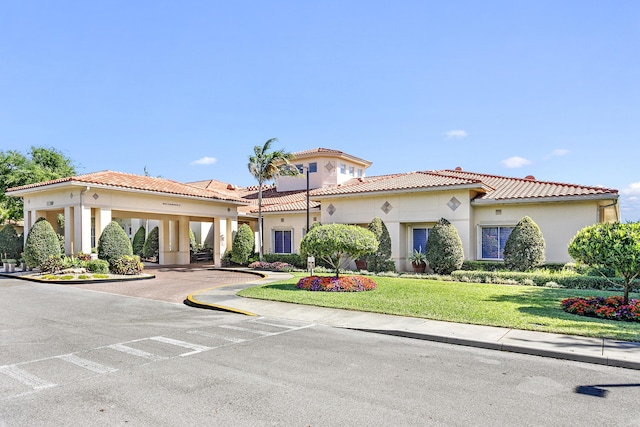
<box><xmin>7</xmin><ymin>171</ymin><xmax>248</xmax><ymax>203</ymax></box>
<box><xmin>290</xmin><ymin>147</ymin><xmax>372</xmax><ymax>167</ymax></box>
<box><xmin>307</xmin><ymin>169</ymin><xmax>618</xmax><ymax>201</ymax></box>
<box><xmin>309</xmin><ymin>171</ymin><xmax>485</xmax><ymax>196</ymax></box>
<box><xmin>432</xmin><ymin>170</ymin><xmax>618</xmax><ymax>201</ymax></box>
<box><xmin>238</xmin><ymin>186</ymin><xmax>321</xmax><ymax>214</ymax></box>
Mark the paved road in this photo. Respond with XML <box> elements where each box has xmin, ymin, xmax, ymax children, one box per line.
<box><xmin>3</xmin><ymin>273</ymin><xmax>640</xmax><ymax>426</ymax></box>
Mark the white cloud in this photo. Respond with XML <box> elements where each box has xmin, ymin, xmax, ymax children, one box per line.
<box><xmin>443</xmin><ymin>130</ymin><xmax>468</xmax><ymax>139</ymax></box>
<box><xmin>501</xmin><ymin>156</ymin><xmax>532</xmax><ymax>168</ymax></box>
<box><xmin>191</xmin><ymin>156</ymin><xmax>217</xmax><ymax>165</ymax></box>
<box><xmin>551</xmin><ymin>149</ymin><xmax>570</xmax><ymax>156</ymax></box>
<box><xmin>622</xmin><ymin>182</ymin><xmax>640</xmax><ymax>196</ymax></box>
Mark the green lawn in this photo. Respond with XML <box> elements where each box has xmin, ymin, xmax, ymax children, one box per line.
<box><xmin>237</xmin><ymin>273</ymin><xmax>640</xmax><ymax>341</ymax></box>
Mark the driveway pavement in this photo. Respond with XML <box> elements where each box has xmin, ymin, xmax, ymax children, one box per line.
<box><xmin>4</xmin><ymin>265</ymin><xmax>640</xmax><ymax>370</ymax></box>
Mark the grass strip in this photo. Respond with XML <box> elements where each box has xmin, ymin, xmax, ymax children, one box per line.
<box><xmin>238</xmin><ymin>273</ymin><xmax>640</xmax><ymax>341</ymax></box>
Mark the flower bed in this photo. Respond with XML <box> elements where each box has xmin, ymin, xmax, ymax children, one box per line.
<box><xmin>296</xmin><ymin>275</ymin><xmax>377</xmax><ymax>292</ymax></box>
<box><xmin>561</xmin><ymin>296</ymin><xmax>639</xmax><ymax>322</ymax></box>
<box><xmin>248</xmin><ymin>261</ymin><xmax>294</xmax><ymax>272</ymax></box>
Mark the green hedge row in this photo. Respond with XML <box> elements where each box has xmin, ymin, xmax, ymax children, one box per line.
<box><xmin>450</xmin><ymin>270</ymin><xmax>640</xmax><ymax>291</ymax></box>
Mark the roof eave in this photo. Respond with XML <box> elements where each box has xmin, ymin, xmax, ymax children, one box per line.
<box><xmin>471</xmin><ymin>193</ymin><xmax>619</xmax><ymax>205</ymax></box>
<box><xmin>310</xmin><ymin>182</ymin><xmax>486</xmax><ymax>200</ymax></box>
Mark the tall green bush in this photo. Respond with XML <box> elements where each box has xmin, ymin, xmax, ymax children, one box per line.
<box><xmin>98</xmin><ymin>221</ymin><xmax>133</xmax><ymax>267</ymax></box>
<box><xmin>143</xmin><ymin>226</ymin><xmax>159</xmax><ymax>259</ymax></box>
<box><xmin>231</xmin><ymin>224</ymin><xmax>255</xmax><ymax>265</ymax></box>
<box><xmin>0</xmin><ymin>224</ymin><xmax>23</xmax><ymax>260</ymax></box>
<box><xmin>503</xmin><ymin>216</ymin><xmax>545</xmax><ymax>271</ymax></box>
<box><xmin>425</xmin><ymin>218</ymin><xmax>464</xmax><ymax>274</ymax></box>
<box><xmin>23</xmin><ymin>218</ymin><xmax>61</xmax><ymax>268</ymax></box>
<box><xmin>365</xmin><ymin>217</ymin><xmax>395</xmax><ymax>272</ymax></box>
<box><xmin>132</xmin><ymin>226</ymin><xmax>146</xmax><ymax>257</ymax></box>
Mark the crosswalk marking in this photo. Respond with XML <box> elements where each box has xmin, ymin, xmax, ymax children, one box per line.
<box><xmin>148</xmin><ymin>336</ymin><xmax>210</xmax><ymax>356</ymax></box>
<box><xmin>0</xmin><ymin>365</ymin><xmax>56</xmax><ymax>390</ymax></box>
<box><xmin>57</xmin><ymin>354</ymin><xmax>118</xmax><ymax>374</ymax></box>
<box><xmin>218</xmin><ymin>324</ymin><xmax>274</xmax><ymax>336</ymax></box>
<box><xmin>187</xmin><ymin>330</ymin><xmax>246</xmax><ymax>343</ymax></box>
<box><xmin>108</xmin><ymin>343</ymin><xmax>167</xmax><ymax>361</ymax></box>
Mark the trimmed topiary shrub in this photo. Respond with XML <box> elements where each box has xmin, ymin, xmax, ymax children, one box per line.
<box><xmin>263</xmin><ymin>253</ymin><xmax>304</xmax><ymax>268</ymax></box>
<box><xmin>365</xmin><ymin>217</ymin><xmax>395</xmax><ymax>272</ymax></box>
<box><xmin>231</xmin><ymin>224</ymin><xmax>255</xmax><ymax>265</ymax></box>
<box><xmin>300</xmin><ymin>223</ymin><xmax>378</xmax><ymax>278</ymax></box>
<box><xmin>86</xmin><ymin>259</ymin><xmax>109</xmax><ymax>274</ymax></box>
<box><xmin>503</xmin><ymin>216</ymin><xmax>545</xmax><ymax>272</ymax></box>
<box><xmin>132</xmin><ymin>226</ymin><xmax>146</xmax><ymax>257</ymax></box>
<box><xmin>425</xmin><ymin>218</ymin><xmax>464</xmax><ymax>274</ymax></box>
<box><xmin>23</xmin><ymin>218</ymin><xmax>61</xmax><ymax>268</ymax></box>
<box><xmin>0</xmin><ymin>224</ymin><xmax>23</xmax><ymax>260</ymax></box>
<box><xmin>98</xmin><ymin>221</ymin><xmax>133</xmax><ymax>267</ymax></box>
<box><xmin>110</xmin><ymin>255</ymin><xmax>144</xmax><ymax>275</ymax></box>
<box><xmin>143</xmin><ymin>226</ymin><xmax>159</xmax><ymax>260</ymax></box>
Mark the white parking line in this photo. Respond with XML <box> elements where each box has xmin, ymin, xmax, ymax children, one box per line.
<box><xmin>0</xmin><ymin>365</ymin><xmax>56</xmax><ymax>390</ymax></box>
<box><xmin>187</xmin><ymin>330</ymin><xmax>246</xmax><ymax>343</ymax></box>
<box><xmin>218</xmin><ymin>324</ymin><xmax>274</xmax><ymax>336</ymax></box>
<box><xmin>108</xmin><ymin>344</ymin><xmax>167</xmax><ymax>361</ymax></box>
<box><xmin>57</xmin><ymin>354</ymin><xmax>118</xmax><ymax>374</ymax></box>
<box><xmin>149</xmin><ymin>336</ymin><xmax>211</xmax><ymax>356</ymax></box>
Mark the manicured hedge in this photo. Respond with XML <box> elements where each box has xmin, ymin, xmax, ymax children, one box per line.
<box><xmin>450</xmin><ymin>270</ymin><xmax>640</xmax><ymax>291</ymax></box>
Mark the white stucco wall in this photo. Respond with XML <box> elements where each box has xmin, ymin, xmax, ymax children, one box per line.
<box><xmin>472</xmin><ymin>200</ymin><xmax>603</xmax><ymax>263</ymax></box>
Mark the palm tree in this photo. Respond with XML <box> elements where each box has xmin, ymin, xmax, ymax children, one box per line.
<box><xmin>248</xmin><ymin>138</ymin><xmax>298</xmax><ymax>261</ymax></box>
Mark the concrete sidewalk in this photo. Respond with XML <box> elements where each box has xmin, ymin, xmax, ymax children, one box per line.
<box><xmin>186</xmin><ymin>270</ymin><xmax>640</xmax><ymax>371</ymax></box>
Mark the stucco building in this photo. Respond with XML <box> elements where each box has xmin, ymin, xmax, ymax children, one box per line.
<box><xmin>6</xmin><ymin>147</ymin><xmax>619</xmax><ymax>271</ymax></box>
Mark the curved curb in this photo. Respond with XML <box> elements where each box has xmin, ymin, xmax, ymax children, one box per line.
<box><xmin>182</xmin><ymin>267</ymin><xmax>273</xmax><ymax>316</ymax></box>
<box><xmin>184</xmin><ymin>294</ymin><xmax>257</xmax><ymax>316</ymax></box>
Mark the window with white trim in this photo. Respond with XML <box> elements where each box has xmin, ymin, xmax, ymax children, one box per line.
<box><xmin>308</xmin><ymin>162</ymin><xmax>317</xmax><ymax>173</ymax></box>
<box><xmin>480</xmin><ymin>226</ymin><xmax>513</xmax><ymax>259</ymax></box>
<box><xmin>412</xmin><ymin>227</ymin><xmax>429</xmax><ymax>253</ymax></box>
<box><xmin>340</xmin><ymin>163</ymin><xmax>346</xmax><ymax>174</ymax></box>
<box><xmin>348</xmin><ymin>166</ymin><xmax>354</xmax><ymax>176</ymax></box>
<box><xmin>274</xmin><ymin>230</ymin><xmax>293</xmax><ymax>254</ymax></box>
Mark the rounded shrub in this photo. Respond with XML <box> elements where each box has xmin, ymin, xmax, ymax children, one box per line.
<box><xmin>132</xmin><ymin>226</ymin><xmax>146</xmax><ymax>257</ymax></box>
<box><xmin>425</xmin><ymin>218</ymin><xmax>464</xmax><ymax>274</ymax></box>
<box><xmin>0</xmin><ymin>224</ymin><xmax>23</xmax><ymax>260</ymax></box>
<box><xmin>503</xmin><ymin>216</ymin><xmax>545</xmax><ymax>272</ymax></box>
<box><xmin>23</xmin><ymin>218</ymin><xmax>61</xmax><ymax>268</ymax></box>
<box><xmin>86</xmin><ymin>259</ymin><xmax>110</xmax><ymax>274</ymax></box>
<box><xmin>110</xmin><ymin>255</ymin><xmax>143</xmax><ymax>275</ymax></box>
<box><xmin>143</xmin><ymin>226</ymin><xmax>159</xmax><ymax>260</ymax></box>
<box><xmin>97</xmin><ymin>221</ymin><xmax>133</xmax><ymax>267</ymax></box>
<box><xmin>231</xmin><ymin>224</ymin><xmax>255</xmax><ymax>265</ymax></box>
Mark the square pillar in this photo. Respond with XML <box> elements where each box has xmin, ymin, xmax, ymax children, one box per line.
<box><xmin>95</xmin><ymin>207</ymin><xmax>112</xmax><ymax>244</ymax></box>
<box><xmin>158</xmin><ymin>220</ymin><xmax>171</xmax><ymax>265</ymax></box>
<box><xmin>177</xmin><ymin>216</ymin><xmax>190</xmax><ymax>265</ymax></box>
<box><xmin>213</xmin><ymin>217</ymin><xmax>224</xmax><ymax>266</ymax></box>
<box><xmin>64</xmin><ymin>206</ymin><xmax>73</xmax><ymax>254</ymax></box>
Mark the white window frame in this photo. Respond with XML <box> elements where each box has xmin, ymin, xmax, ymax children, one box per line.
<box><xmin>272</xmin><ymin>228</ymin><xmax>294</xmax><ymax>254</ymax></box>
<box><xmin>408</xmin><ymin>224</ymin><xmax>431</xmax><ymax>255</ymax></box>
<box><xmin>477</xmin><ymin>224</ymin><xmax>515</xmax><ymax>260</ymax></box>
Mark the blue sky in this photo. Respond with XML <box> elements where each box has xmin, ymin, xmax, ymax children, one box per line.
<box><xmin>2</xmin><ymin>1</ymin><xmax>639</xmax><ymax>221</ymax></box>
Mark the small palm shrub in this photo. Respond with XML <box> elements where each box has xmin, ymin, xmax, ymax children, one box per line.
<box><xmin>425</xmin><ymin>218</ymin><xmax>464</xmax><ymax>274</ymax></box>
<box><xmin>23</xmin><ymin>218</ymin><xmax>61</xmax><ymax>268</ymax></box>
<box><xmin>86</xmin><ymin>259</ymin><xmax>109</xmax><ymax>274</ymax></box>
<box><xmin>231</xmin><ymin>224</ymin><xmax>255</xmax><ymax>265</ymax></box>
<box><xmin>110</xmin><ymin>255</ymin><xmax>143</xmax><ymax>275</ymax></box>
<box><xmin>503</xmin><ymin>216</ymin><xmax>545</xmax><ymax>271</ymax></box>
<box><xmin>98</xmin><ymin>221</ymin><xmax>133</xmax><ymax>268</ymax></box>
<box><xmin>143</xmin><ymin>226</ymin><xmax>159</xmax><ymax>259</ymax></box>
<box><xmin>132</xmin><ymin>226</ymin><xmax>146</xmax><ymax>257</ymax></box>
<box><xmin>0</xmin><ymin>224</ymin><xmax>23</xmax><ymax>260</ymax></box>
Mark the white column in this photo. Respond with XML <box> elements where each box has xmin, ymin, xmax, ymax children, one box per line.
<box><xmin>213</xmin><ymin>217</ymin><xmax>223</xmax><ymax>266</ymax></box>
<box><xmin>158</xmin><ymin>220</ymin><xmax>170</xmax><ymax>265</ymax></box>
<box><xmin>95</xmin><ymin>207</ymin><xmax>112</xmax><ymax>245</ymax></box>
<box><xmin>80</xmin><ymin>206</ymin><xmax>92</xmax><ymax>254</ymax></box>
<box><xmin>177</xmin><ymin>216</ymin><xmax>190</xmax><ymax>264</ymax></box>
<box><xmin>64</xmin><ymin>206</ymin><xmax>73</xmax><ymax>254</ymax></box>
